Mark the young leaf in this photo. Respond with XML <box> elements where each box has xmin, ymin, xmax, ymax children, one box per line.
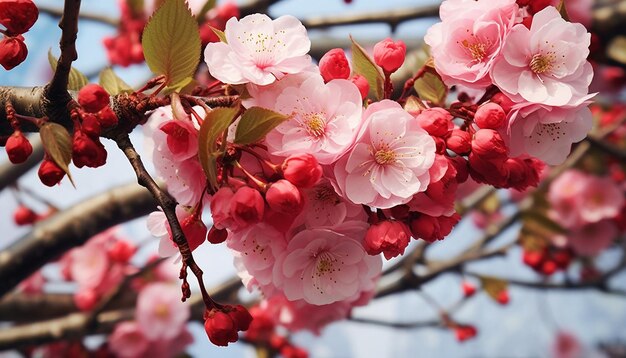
<box><xmin>479</xmin><ymin>276</ymin><xmax>508</xmax><ymax>302</ymax></box>
<box><xmin>234</xmin><ymin>107</ymin><xmax>289</xmax><ymax>145</ymax></box>
<box><xmin>414</xmin><ymin>71</ymin><xmax>447</xmax><ymax>106</ymax></box>
<box><xmin>47</xmin><ymin>50</ymin><xmax>89</xmax><ymax>91</ymax></box>
<box><xmin>142</xmin><ymin>0</ymin><xmax>201</xmax><ymax>90</ymax></box>
<box><xmin>198</xmin><ymin>106</ymin><xmax>239</xmax><ymax>190</ymax></box>
<box><xmin>99</xmin><ymin>68</ymin><xmax>132</xmax><ymax>95</ymax></box>
<box><xmin>210</xmin><ymin>26</ymin><xmax>227</xmax><ymax>43</ymax></box>
<box><xmin>39</xmin><ymin>122</ymin><xmax>74</xmax><ymax>186</ymax></box>
<box><xmin>556</xmin><ymin>0</ymin><xmax>570</xmax><ymax>21</ymax></box>
<box><xmin>350</xmin><ymin>36</ymin><xmax>384</xmax><ymax>101</ymax></box>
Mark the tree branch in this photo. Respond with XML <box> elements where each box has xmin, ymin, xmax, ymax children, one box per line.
<box><xmin>38</xmin><ymin>4</ymin><xmax>118</xmax><ymax>27</ymax></box>
<box><xmin>46</xmin><ymin>0</ymin><xmax>82</xmax><ymax>98</ymax></box>
<box><xmin>0</xmin><ymin>182</ymin><xmax>157</xmax><ymax>298</ymax></box>
<box><xmin>302</xmin><ymin>5</ymin><xmax>439</xmax><ymax>31</ymax></box>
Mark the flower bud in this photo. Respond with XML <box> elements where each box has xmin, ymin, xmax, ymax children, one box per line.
<box><xmin>373</xmin><ymin>38</ymin><xmax>406</xmax><ymax>74</ymax></box>
<box><xmin>540</xmin><ymin>259</ymin><xmax>557</xmax><ymax>276</ymax></box>
<box><xmin>97</xmin><ymin>106</ymin><xmax>119</xmax><ymax>128</ymax></box>
<box><xmin>455</xmin><ymin>325</ymin><xmax>477</xmax><ymax>342</ymax></box>
<box><xmin>0</xmin><ymin>36</ymin><xmax>28</xmax><ymax>70</ymax></box>
<box><xmin>107</xmin><ymin>240</ymin><xmax>137</xmax><ymax>263</ymax></box>
<box><xmin>319</xmin><ymin>48</ymin><xmax>351</xmax><ymax>82</ymax></box>
<box><xmin>522</xmin><ymin>249</ymin><xmax>545</xmax><ymax>269</ymax></box>
<box><xmin>13</xmin><ymin>205</ymin><xmax>38</xmax><ymax>226</ymax></box>
<box><xmin>266</xmin><ymin>179</ymin><xmax>303</xmax><ymax>214</ymax></box>
<box><xmin>5</xmin><ymin>131</ymin><xmax>33</xmax><ymax>164</ymax></box>
<box><xmin>474</xmin><ymin>103</ymin><xmax>505</xmax><ymax>129</ymax></box>
<box><xmin>38</xmin><ymin>158</ymin><xmax>65</xmax><ymax>187</ymax></box>
<box><xmin>351</xmin><ymin>74</ymin><xmax>369</xmax><ymax>100</ymax></box>
<box><xmin>0</xmin><ymin>0</ymin><xmax>39</xmax><ymax>35</ymax></box>
<box><xmin>227</xmin><ymin>304</ymin><xmax>253</xmax><ymax>331</ymax></box>
<box><xmin>207</xmin><ymin>226</ymin><xmax>228</xmax><ymax>244</ymax></box>
<box><xmin>74</xmin><ymin>289</ymin><xmax>98</xmax><ymax>311</ymax></box>
<box><xmin>204</xmin><ymin>309</ymin><xmax>239</xmax><ymax>346</ymax></box>
<box><xmin>364</xmin><ymin>220</ymin><xmax>411</xmax><ymax>260</ymax></box>
<box><xmin>496</xmin><ymin>290</ymin><xmax>510</xmax><ymax>305</ymax></box>
<box><xmin>180</xmin><ymin>214</ymin><xmax>208</xmax><ymax>251</ymax></box>
<box><xmin>246</xmin><ymin>306</ymin><xmax>275</xmax><ymax>341</ymax></box>
<box><xmin>415</xmin><ymin>108</ymin><xmax>453</xmax><ymax>137</ymax></box>
<box><xmin>446</xmin><ymin>129</ymin><xmax>471</xmax><ymax>155</ymax></box>
<box><xmin>281</xmin><ymin>345</ymin><xmax>309</xmax><ymax>358</ymax></box>
<box><xmin>504</xmin><ymin>157</ymin><xmax>543</xmax><ymax>191</ymax></box>
<box><xmin>81</xmin><ymin>113</ymin><xmax>101</xmax><ymax>138</ymax></box>
<box><xmin>462</xmin><ymin>282</ymin><xmax>476</xmax><ymax>297</ymax></box>
<box><xmin>78</xmin><ymin>84</ymin><xmax>110</xmax><ymax>113</ymax></box>
<box><xmin>230</xmin><ymin>187</ymin><xmax>265</xmax><ymax>228</ymax></box>
<box><xmin>409</xmin><ymin>213</ymin><xmax>460</xmax><ymax>243</ymax></box>
<box><xmin>282</xmin><ymin>154</ymin><xmax>322</xmax><ymax>188</ymax></box>
<box><xmin>490</xmin><ymin>92</ymin><xmax>515</xmax><ymax>113</ymax></box>
<box><xmin>471</xmin><ymin>129</ymin><xmax>508</xmax><ymax>159</ymax></box>
<box><xmin>72</xmin><ymin>131</ymin><xmax>107</xmax><ymax>168</ymax></box>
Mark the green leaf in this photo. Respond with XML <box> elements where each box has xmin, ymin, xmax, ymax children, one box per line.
<box><xmin>234</xmin><ymin>107</ymin><xmax>289</xmax><ymax>145</ymax></box>
<box><xmin>196</xmin><ymin>0</ymin><xmax>217</xmax><ymax>22</ymax></box>
<box><xmin>557</xmin><ymin>0</ymin><xmax>570</xmax><ymax>21</ymax></box>
<box><xmin>142</xmin><ymin>0</ymin><xmax>201</xmax><ymax>90</ymax></box>
<box><xmin>520</xmin><ymin>210</ymin><xmax>568</xmax><ymax>235</ymax></box>
<box><xmin>414</xmin><ymin>71</ymin><xmax>447</xmax><ymax>106</ymax></box>
<box><xmin>47</xmin><ymin>50</ymin><xmax>89</xmax><ymax>91</ymax></box>
<box><xmin>607</xmin><ymin>36</ymin><xmax>626</xmax><ymax>65</ymax></box>
<box><xmin>39</xmin><ymin>122</ymin><xmax>74</xmax><ymax>186</ymax></box>
<box><xmin>99</xmin><ymin>68</ymin><xmax>132</xmax><ymax>95</ymax></box>
<box><xmin>210</xmin><ymin>26</ymin><xmax>227</xmax><ymax>43</ymax></box>
<box><xmin>198</xmin><ymin>106</ymin><xmax>239</xmax><ymax>190</ymax></box>
<box><xmin>350</xmin><ymin>36</ymin><xmax>384</xmax><ymax>101</ymax></box>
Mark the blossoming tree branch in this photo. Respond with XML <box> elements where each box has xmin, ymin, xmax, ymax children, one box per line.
<box><xmin>0</xmin><ymin>0</ymin><xmax>625</xmax><ymax>356</ymax></box>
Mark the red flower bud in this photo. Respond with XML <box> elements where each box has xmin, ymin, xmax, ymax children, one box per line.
<box><xmin>462</xmin><ymin>281</ymin><xmax>476</xmax><ymax>297</ymax></box>
<box><xmin>522</xmin><ymin>250</ymin><xmax>545</xmax><ymax>269</ymax></box>
<box><xmin>204</xmin><ymin>309</ymin><xmax>239</xmax><ymax>346</ymax></box>
<box><xmin>474</xmin><ymin>103</ymin><xmax>505</xmax><ymax>129</ymax></box>
<box><xmin>496</xmin><ymin>290</ymin><xmax>510</xmax><ymax>305</ymax></box>
<box><xmin>107</xmin><ymin>240</ymin><xmax>136</xmax><ymax>263</ymax></box>
<box><xmin>472</xmin><ymin>129</ymin><xmax>508</xmax><ymax>159</ymax></box>
<box><xmin>227</xmin><ymin>304</ymin><xmax>253</xmax><ymax>332</ymax></box>
<box><xmin>446</xmin><ymin>129</ymin><xmax>472</xmax><ymax>155</ymax></box>
<box><xmin>38</xmin><ymin>158</ymin><xmax>65</xmax><ymax>187</ymax></box>
<box><xmin>281</xmin><ymin>345</ymin><xmax>309</xmax><ymax>358</ymax></box>
<box><xmin>490</xmin><ymin>93</ymin><xmax>515</xmax><ymax>113</ymax></box>
<box><xmin>373</xmin><ymin>38</ymin><xmax>406</xmax><ymax>74</ymax></box>
<box><xmin>504</xmin><ymin>157</ymin><xmax>543</xmax><ymax>191</ymax></box>
<box><xmin>13</xmin><ymin>205</ymin><xmax>38</xmax><ymax>226</ymax></box>
<box><xmin>551</xmin><ymin>249</ymin><xmax>572</xmax><ymax>269</ymax></box>
<box><xmin>540</xmin><ymin>259</ymin><xmax>557</xmax><ymax>276</ymax></box>
<box><xmin>229</xmin><ymin>187</ymin><xmax>265</xmax><ymax>228</ymax></box>
<box><xmin>364</xmin><ymin>220</ymin><xmax>411</xmax><ymax>260</ymax></box>
<box><xmin>319</xmin><ymin>48</ymin><xmax>351</xmax><ymax>82</ymax></box>
<box><xmin>282</xmin><ymin>154</ymin><xmax>322</xmax><ymax>188</ymax></box>
<box><xmin>351</xmin><ymin>74</ymin><xmax>370</xmax><ymax>100</ymax></box>
<box><xmin>78</xmin><ymin>84</ymin><xmax>110</xmax><ymax>113</ymax></box>
<box><xmin>5</xmin><ymin>130</ymin><xmax>32</xmax><ymax>163</ymax></box>
<box><xmin>207</xmin><ymin>226</ymin><xmax>228</xmax><ymax>244</ymax></box>
<box><xmin>97</xmin><ymin>106</ymin><xmax>119</xmax><ymax>128</ymax></box>
<box><xmin>72</xmin><ymin>131</ymin><xmax>107</xmax><ymax>168</ymax></box>
<box><xmin>415</xmin><ymin>108</ymin><xmax>453</xmax><ymax>137</ymax></box>
<box><xmin>74</xmin><ymin>289</ymin><xmax>98</xmax><ymax>311</ymax></box>
<box><xmin>269</xmin><ymin>334</ymin><xmax>288</xmax><ymax>350</ymax></box>
<box><xmin>0</xmin><ymin>0</ymin><xmax>39</xmax><ymax>35</ymax></box>
<box><xmin>455</xmin><ymin>325</ymin><xmax>478</xmax><ymax>342</ymax></box>
<box><xmin>266</xmin><ymin>179</ymin><xmax>304</xmax><ymax>214</ymax></box>
<box><xmin>0</xmin><ymin>36</ymin><xmax>28</xmax><ymax>70</ymax></box>
<box><xmin>246</xmin><ymin>306</ymin><xmax>276</xmax><ymax>342</ymax></box>
<box><xmin>409</xmin><ymin>213</ymin><xmax>460</xmax><ymax>243</ymax></box>
<box><xmin>81</xmin><ymin>113</ymin><xmax>101</xmax><ymax>138</ymax></box>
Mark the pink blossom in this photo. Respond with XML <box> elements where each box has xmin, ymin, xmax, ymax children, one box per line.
<box><xmin>507</xmin><ymin>103</ymin><xmax>592</xmax><ymax>165</ymax></box>
<box><xmin>373</xmin><ymin>38</ymin><xmax>406</xmax><ymax>74</ymax></box>
<box><xmin>333</xmin><ymin>100</ymin><xmax>436</xmax><ymax>209</ymax></box>
<box><xmin>425</xmin><ymin>0</ymin><xmax>518</xmax><ymax>88</ymax></box>
<box><xmin>295</xmin><ymin>179</ymin><xmax>367</xmax><ymax>229</ymax></box>
<box><xmin>548</xmin><ymin>170</ymin><xmax>587</xmax><ymax>228</ymax></box>
<box><xmin>157</xmin><ymin>119</ymin><xmax>199</xmax><ymax>162</ymax></box>
<box><xmin>227</xmin><ymin>223</ymin><xmax>288</xmax><ymax>293</ymax></box>
<box><xmin>136</xmin><ymin>283</ymin><xmax>190</xmax><ymax>340</ymax></box>
<box><xmin>578</xmin><ymin>176</ymin><xmax>624</xmax><ymax>224</ymax></box>
<box><xmin>69</xmin><ymin>240</ymin><xmax>109</xmax><ymax>289</ymax></box>
<box><xmin>552</xmin><ymin>331</ymin><xmax>582</xmax><ymax>358</ymax></box>
<box><xmin>568</xmin><ymin>220</ymin><xmax>617</xmax><ymax>256</ymax></box>
<box><xmin>276</xmin><ymin>228</ymin><xmax>381</xmax><ymax>305</ymax></box>
<box><xmin>264</xmin><ymin>74</ymin><xmax>364</xmax><ymax>165</ymax></box>
<box><xmin>144</xmin><ymin>327</ymin><xmax>194</xmax><ymax>358</ymax></box>
<box><xmin>109</xmin><ymin>322</ymin><xmax>150</xmax><ymax>358</ymax></box>
<box><xmin>266</xmin><ymin>294</ymin><xmax>353</xmax><ymax>334</ymax></box>
<box><xmin>491</xmin><ymin>7</ymin><xmax>593</xmax><ymax>106</ymax></box>
<box><xmin>204</xmin><ymin>14</ymin><xmax>312</xmax><ymax>85</ymax></box>
<box><xmin>408</xmin><ymin>155</ymin><xmax>458</xmax><ymax>217</ymax></box>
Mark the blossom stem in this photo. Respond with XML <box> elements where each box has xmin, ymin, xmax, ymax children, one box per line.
<box><xmin>233</xmin><ymin>160</ymin><xmax>268</xmax><ymax>192</ymax></box>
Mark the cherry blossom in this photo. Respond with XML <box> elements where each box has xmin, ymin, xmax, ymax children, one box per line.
<box><xmin>204</xmin><ymin>14</ymin><xmax>312</xmax><ymax>85</ymax></box>
<box><xmin>334</xmin><ymin>100</ymin><xmax>436</xmax><ymax>209</ymax></box>
<box><xmin>109</xmin><ymin>322</ymin><xmax>150</xmax><ymax>358</ymax></box>
<box><xmin>490</xmin><ymin>6</ymin><xmax>593</xmax><ymax>106</ymax></box>
<box><xmin>136</xmin><ymin>283</ymin><xmax>191</xmax><ymax>340</ymax></box>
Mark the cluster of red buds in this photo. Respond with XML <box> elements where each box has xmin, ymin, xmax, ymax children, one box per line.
<box><xmin>523</xmin><ymin>246</ymin><xmax>573</xmax><ymax>276</ymax></box>
<box><xmin>244</xmin><ymin>305</ymin><xmax>308</xmax><ymax>358</ymax></box>
<box><xmin>0</xmin><ymin>0</ymin><xmax>38</xmax><ymax>70</ymax></box>
<box><xmin>203</xmin><ymin>304</ymin><xmax>252</xmax><ymax>346</ymax></box>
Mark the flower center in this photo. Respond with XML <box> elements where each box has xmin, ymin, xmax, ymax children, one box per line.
<box><xmin>154</xmin><ymin>303</ymin><xmax>169</xmax><ymax>319</ymax></box>
<box><xmin>375</xmin><ymin>148</ymin><xmax>396</xmax><ymax>165</ymax></box>
<box><xmin>461</xmin><ymin>40</ymin><xmax>487</xmax><ymax>62</ymax></box>
<box><xmin>530</xmin><ymin>53</ymin><xmax>553</xmax><ymax>74</ymax></box>
<box><xmin>314</xmin><ymin>185</ymin><xmax>341</xmax><ymax>205</ymax></box>
<box><xmin>315</xmin><ymin>251</ymin><xmax>337</xmax><ymax>276</ymax></box>
<box><xmin>304</xmin><ymin>113</ymin><xmax>326</xmax><ymax>138</ymax></box>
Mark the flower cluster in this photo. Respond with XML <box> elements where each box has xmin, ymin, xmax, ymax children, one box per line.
<box><xmin>143</xmin><ymin>3</ymin><xmax>596</xmax><ymax>342</ymax></box>
<box><xmin>0</xmin><ymin>0</ymin><xmax>38</xmax><ymax>70</ymax></box>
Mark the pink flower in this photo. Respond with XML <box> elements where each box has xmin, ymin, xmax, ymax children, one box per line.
<box><xmin>568</xmin><ymin>220</ymin><xmax>617</xmax><ymax>256</ymax></box>
<box><xmin>507</xmin><ymin>103</ymin><xmax>592</xmax><ymax>165</ymax></box>
<box><xmin>265</xmin><ymin>294</ymin><xmax>353</xmax><ymax>335</ymax></box>
<box><xmin>425</xmin><ymin>0</ymin><xmax>518</xmax><ymax>88</ymax></box>
<box><xmin>157</xmin><ymin>119</ymin><xmax>199</xmax><ymax>162</ymax></box>
<box><xmin>276</xmin><ymin>228</ymin><xmax>381</xmax><ymax>305</ymax></box>
<box><xmin>548</xmin><ymin>170</ymin><xmax>587</xmax><ymax>228</ymax></box>
<box><xmin>227</xmin><ymin>223</ymin><xmax>287</xmax><ymax>293</ymax></box>
<box><xmin>333</xmin><ymin>100</ymin><xmax>436</xmax><ymax>209</ymax></box>
<box><xmin>144</xmin><ymin>327</ymin><xmax>194</xmax><ymax>358</ymax></box>
<box><xmin>319</xmin><ymin>48</ymin><xmax>351</xmax><ymax>82</ymax></box>
<box><xmin>136</xmin><ymin>283</ymin><xmax>190</xmax><ymax>340</ymax></box>
<box><xmin>204</xmin><ymin>14</ymin><xmax>312</xmax><ymax>85</ymax></box>
<box><xmin>230</xmin><ymin>186</ymin><xmax>265</xmax><ymax>229</ymax></box>
<box><xmin>373</xmin><ymin>38</ymin><xmax>406</xmax><ymax>74</ymax></box>
<box><xmin>109</xmin><ymin>322</ymin><xmax>150</xmax><ymax>358</ymax></box>
<box><xmin>70</xmin><ymin>240</ymin><xmax>109</xmax><ymax>290</ymax></box>
<box><xmin>296</xmin><ymin>179</ymin><xmax>367</xmax><ymax>229</ymax></box>
<box><xmin>490</xmin><ymin>6</ymin><xmax>593</xmax><ymax>106</ymax></box>
<box><xmin>266</xmin><ymin>180</ymin><xmax>304</xmax><ymax>214</ymax></box>
<box><xmin>408</xmin><ymin>155</ymin><xmax>458</xmax><ymax>217</ymax></box>
<box><xmin>264</xmin><ymin>74</ymin><xmax>364</xmax><ymax>165</ymax></box>
<box><xmin>552</xmin><ymin>331</ymin><xmax>582</xmax><ymax>358</ymax></box>
<box><xmin>281</xmin><ymin>153</ymin><xmax>323</xmax><ymax>188</ymax></box>
<box><xmin>578</xmin><ymin>176</ymin><xmax>624</xmax><ymax>224</ymax></box>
